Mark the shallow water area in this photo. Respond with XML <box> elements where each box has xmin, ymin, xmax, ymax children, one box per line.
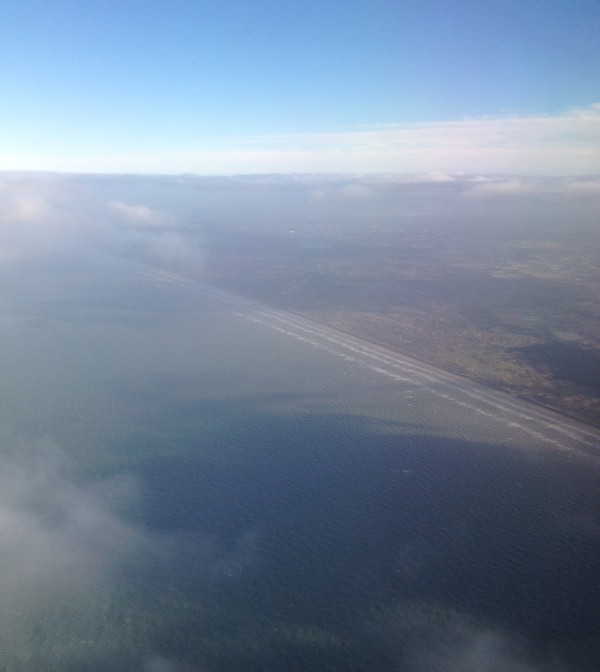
<box><xmin>0</xmin><ymin>256</ymin><xmax>598</xmax><ymax>671</ymax></box>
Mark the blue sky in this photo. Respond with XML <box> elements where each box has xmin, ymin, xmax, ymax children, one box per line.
<box><xmin>2</xmin><ymin>0</ymin><xmax>599</xmax><ymax>174</ymax></box>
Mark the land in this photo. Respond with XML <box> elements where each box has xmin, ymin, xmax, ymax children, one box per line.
<box><xmin>197</xmin><ymin>187</ymin><xmax>600</xmax><ymax>428</ymax></box>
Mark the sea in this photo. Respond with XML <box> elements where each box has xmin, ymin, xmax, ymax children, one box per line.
<box><xmin>0</xmin><ymin>254</ymin><xmax>598</xmax><ymax>672</ymax></box>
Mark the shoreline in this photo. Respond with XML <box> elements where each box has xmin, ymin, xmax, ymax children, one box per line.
<box><xmin>148</xmin><ymin>265</ymin><xmax>600</xmax><ymax>454</ymax></box>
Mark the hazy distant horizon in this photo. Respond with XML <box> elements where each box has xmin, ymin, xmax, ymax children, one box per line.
<box><xmin>2</xmin><ymin>103</ymin><xmax>600</xmax><ymax>175</ymax></box>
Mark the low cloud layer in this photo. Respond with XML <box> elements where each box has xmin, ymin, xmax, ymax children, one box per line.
<box><xmin>0</xmin><ymin>173</ymin><xmax>207</xmax><ymax>272</ymax></box>
<box><xmin>459</xmin><ymin>175</ymin><xmax>600</xmax><ymax>200</ymax></box>
<box><xmin>0</xmin><ymin>170</ymin><xmax>597</xmax><ymax>278</ymax></box>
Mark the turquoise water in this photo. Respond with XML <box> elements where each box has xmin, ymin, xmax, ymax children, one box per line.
<box><xmin>0</xmin><ymin>258</ymin><xmax>598</xmax><ymax>671</ymax></box>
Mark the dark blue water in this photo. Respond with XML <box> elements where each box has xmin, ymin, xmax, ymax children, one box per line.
<box><xmin>0</xmin><ymin>261</ymin><xmax>598</xmax><ymax>671</ymax></box>
<box><xmin>133</xmin><ymin>411</ymin><xmax>600</xmax><ymax>671</ymax></box>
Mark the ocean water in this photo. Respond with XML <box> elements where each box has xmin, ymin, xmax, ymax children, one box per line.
<box><xmin>0</xmin><ymin>258</ymin><xmax>598</xmax><ymax>671</ymax></box>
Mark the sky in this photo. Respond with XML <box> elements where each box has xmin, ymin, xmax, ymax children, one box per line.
<box><xmin>1</xmin><ymin>0</ymin><xmax>599</xmax><ymax>175</ymax></box>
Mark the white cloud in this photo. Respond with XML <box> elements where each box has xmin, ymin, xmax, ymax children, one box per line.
<box><xmin>0</xmin><ymin>173</ymin><xmax>87</xmax><ymax>265</ymax></box>
<box><xmin>2</xmin><ymin>103</ymin><xmax>599</xmax><ymax>175</ymax></box>
<box><xmin>460</xmin><ymin>179</ymin><xmax>538</xmax><ymax>199</ymax></box>
<box><xmin>0</xmin><ymin>174</ymin><xmax>66</xmax><ymax>223</ymax></box>
<box><xmin>338</xmin><ymin>183</ymin><xmax>373</xmax><ymax>199</ymax></box>
<box><xmin>310</xmin><ymin>182</ymin><xmax>374</xmax><ymax>202</ymax></box>
<box><xmin>0</xmin><ymin>173</ymin><xmax>72</xmax><ymax>229</ymax></box>
<box><xmin>562</xmin><ymin>178</ymin><xmax>600</xmax><ymax>197</ymax></box>
<box><xmin>0</xmin><ymin>431</ymin><xmax>261</xmax><ymax>668</ymax></box>
<box><xmin>0</xmin><ymin>435</ymin><xmax>154</xmax><ymax>668</ymax></box>
<box><xmin>0</xmin><ymin>175</ymin><xmax>206</xmax><ymax>271</ymax></box>
<box><xmin>108</xmin><ymin>200</ymin><xmax>174</xmax><ymax>227</ymax></box>
<box><xmin>104</xmin><ymin>200</ymin><xmax>205</xmax><ymax>271</ymax></box>
<box><xmin>105</xmin><ymin>200</ymin><xmax>203</xmax><ymax>268</ymax></box>
<box><xmin>0</xmin><ymin>436</ymin><xmax>148</xmax><ymax>598</ymax></box>
<box><xmin>459</xmin><ymin>175</ymin><xmax>600</xmax><ymax>200</ymax></box>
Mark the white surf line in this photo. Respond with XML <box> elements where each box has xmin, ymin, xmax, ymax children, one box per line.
<box><xmin>241</xmin><ymin>311</ymin><xmax>575</xmax><ymax>451</ymax></box>
<box><xmin>246</xmin><ymin>310</ymin><xmax>564</xmax><ymax>421</ymax></box>
<box><xmin>127</xmin><ymin>264</ymin><xmax>600</xmax><ymax>452</ymax></box>
<box><xmin>239</xmin><ymin>309</ymin><xmax>600</xmax><ymax>452</ymax></box>
<box><xmin>156</xmin><ymin>269</ymin><xmax>598</xmax><ymax>450</ymax></box>
<box><xmin>252</xmin><ymin>309</ymin><xmax>599</xmax><ymax>448</ymax></box>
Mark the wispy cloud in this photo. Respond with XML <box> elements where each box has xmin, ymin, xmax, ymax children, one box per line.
<box><xmin>0</xmin><ymin>175</ymin><xmax>206</xmax><ymax>271</ymax></box>
<box><xmin>241</xmin><ymin>103</ymin><xmax>600</xmax><ymax>176</ymax></box>
<box><xmin>104</xmin><ymin>200</ymin><xmax>206</xmax><ymax>270</ymax></box>
<box><xmin>0</xmin><ymin>435</ymin><xmax>147</xmax><ymax>599</ymax></box>
<box><xmin>0</xmin><ymin>173</ymin><xmax>86</xmax><ymax>266</ymax></box>
<box><xmin>0</xmin><ymin>431</ymin><xmax>261</xmax><ymax>668</ymax></box>
<box><xmin>459</xmin><ymin>175</ymin><xmax>600</xmax><ymax>200</ymax></box>
<box><xmin>108</xmin><ymin>200</ymin><xmax>174</xmax><ymax>228</ymax></box>
<box><xmin>2</xmin><ymin>104</ymin><xmax>598</xmax><ymax>175</ymax></box>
